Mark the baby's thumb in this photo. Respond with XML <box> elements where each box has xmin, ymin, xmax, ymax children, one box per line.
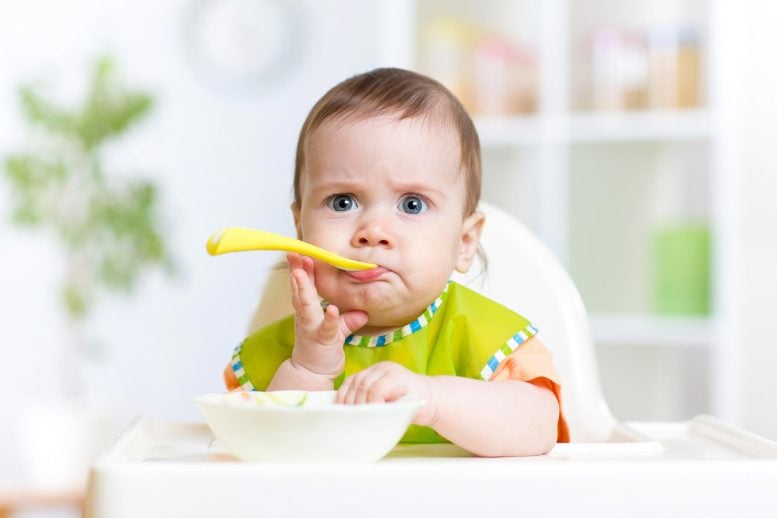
<box><xmin>340</xmin><ymin>310</ymin><xmax>369</xmax><ymax>335</ymax></box>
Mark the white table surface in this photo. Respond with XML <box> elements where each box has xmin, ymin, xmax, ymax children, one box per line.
<box><xmin>85</xmin><ymin>416</ymin><xmax>777</xmax><ymax>518</ymax></box>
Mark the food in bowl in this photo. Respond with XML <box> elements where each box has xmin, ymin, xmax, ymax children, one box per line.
<box><xmin>195</xmin><ymin>390</ymin><xmax>423</xmax><ymax>462</ymax></box>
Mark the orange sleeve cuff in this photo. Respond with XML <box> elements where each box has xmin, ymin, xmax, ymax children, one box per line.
<box><xmin>489</xmin><ymin>338</ymin><xmax>570</xmax><ymax>443</ymax></box>
<box><xmin>224</xmin><ymin>363</ymin><xmax>241</xmax><ymax>391</ymax></box>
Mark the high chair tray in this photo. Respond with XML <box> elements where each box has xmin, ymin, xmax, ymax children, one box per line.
<box><xmin>86</xmin><ymin>416</ymin><xmax>777</xmax><ymax>518</ymax></box>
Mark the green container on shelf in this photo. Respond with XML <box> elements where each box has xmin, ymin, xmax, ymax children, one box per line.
<box><xmin>653</xmin><ymin>223</ymin><xmax>711</xmax><ymax>315</ymax></box>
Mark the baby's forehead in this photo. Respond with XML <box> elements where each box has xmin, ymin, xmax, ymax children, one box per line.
<box><xmin>298</xmin><ymin>110</ymin><xmax>469</xmax><ymax>206</ymax></box>
<box><xmin>313</xmin><ymin>109</ymin><xmax>458</xmax><ymax>140</ymax></box>
<box><xmin>306</xmin><ymin>113</ymin><xmax>462</xmax><ymax>172</ymax></box>
<box><xmin>308</xmin><ymin>116</ymin><xmax>460</xmax><ymax>170</ymax></box>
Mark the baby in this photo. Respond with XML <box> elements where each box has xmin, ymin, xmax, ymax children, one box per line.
<box><xmin>224</xmin><ymin>68</ymin><xmax>569</xmax><ymax>456</ymax></box>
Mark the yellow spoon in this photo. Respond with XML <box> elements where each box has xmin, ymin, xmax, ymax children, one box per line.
<box><xmin>206</xmin><ymin>227</ymin><xmax>378</xmax><ymax>272</ymax></box>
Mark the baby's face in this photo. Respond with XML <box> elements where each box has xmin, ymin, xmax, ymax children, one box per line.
<box><xmin>294</xmin><ymin>114</ymin><xmax>482</xmax><ymax>333</ymax></box>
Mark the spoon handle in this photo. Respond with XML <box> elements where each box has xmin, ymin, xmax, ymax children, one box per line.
<box><xmin>206</xmin><ymin>227</ymin><xmax>377</xmax><ymax>272</ymax></box>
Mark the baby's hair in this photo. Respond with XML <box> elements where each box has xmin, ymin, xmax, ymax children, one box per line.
<box><xmin>293</xmin><ymin>68</ymin><xmax>482</xmax><ymax>215</ymax></box>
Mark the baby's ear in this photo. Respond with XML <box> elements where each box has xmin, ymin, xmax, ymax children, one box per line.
<box><xmin>291</xmin><ymin>202</ymin><xmax>302</xmax><ymax>240</ymax></box>
<box><xmin>456</xmin><ymin>211</ymin><xmax>485</xmax><ymax>273</ymax></box>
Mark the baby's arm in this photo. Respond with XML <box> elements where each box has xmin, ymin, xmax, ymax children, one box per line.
<box><xmin>267</xmin><ymin>253</ymin><xmax>368</xmax><ymax>391</ymax></box>
<box><xmin>425</xmin><ymin>375</ymin><xmax>559</xmax><ymax>456</ymax></box>
<box><xmin>337</xmin><ymin>338</ymin><xmax>560</xmax><ymax>457</ymax></box>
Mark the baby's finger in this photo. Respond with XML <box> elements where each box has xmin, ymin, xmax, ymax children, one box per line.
<box><xmin>289</xmin><ymin>269</ymin><xmax>308</xmax><ymax>317</ymax></box>
<box><xmin>356</xmin><ymin>370</ymin><xmax>391</xmax><ymax>405</ymax></box>
<box><xmin>291</xmin><ymin>269</ymin><xmax>320</xmax><ymax>324</ymax></box>
<box><xmin>319</xmin><ymin>304</ymin><xmax>341</xmax><ymax>343</ymax></box>
<box><xmin>287</xmin><ymin>253</ymin><xmax>303</xmax><ymax>307</ymax></box>
<box><xmin>343</xmin><ymin>383</ymin><xmax>359</xmax><ymax>406</ymax></box>
<box><xmin>301</xmin><ymin>255</ymin><xmax>316</xmax><ymax>279</ymax></box>
<box><xmin>289</xmin><ymin>268</ymin><xmax>301</xmax><ymax>309</ymax></box>
<box><xmin>286</xmin><ymin>252</ymin><xmax>303</xmax><ymax>272</ymax></box>
<box><xmin>341</xmin><ymin>371</ymin><xmax>368</xmax><ymax>405</ymax></box>
<box><xmin>336</xmin><ymin>375</ymin><xmax>355</xmax><ymax>404</ymax></box>
<box><xmin>341</xmin><ymin>366</ymin><xmax>385</xmax><ymax>405</ymax></box>
<box><xmin>340</xmin><ymin>310</ymin><xmax>369</xmax><ymax>336</ymax></box>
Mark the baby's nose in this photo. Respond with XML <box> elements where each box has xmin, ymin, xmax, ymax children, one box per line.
<box><xmin>352</xmin><ymin>215</ymin><xmax>394</xmax><ymax>248</ymax></box>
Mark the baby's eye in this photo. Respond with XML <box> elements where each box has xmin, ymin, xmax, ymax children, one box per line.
<box><xmin>399</xmin><ymin>195</ymin><xmax>428</xmax><ymax>215</ymax></box>
<box><xmin>327</xmin><ymin>194</ymin><xmax>358</xmax><ymax>212</ymax></box>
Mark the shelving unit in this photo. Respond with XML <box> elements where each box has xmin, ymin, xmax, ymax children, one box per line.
<box><xmin>567</xmin><ymin>110</ymin><xmax>713</xmax><ymax>142</ymax></box>
<box><xmin>379</xmin><ymin>0</ymin><xmax>738</xmax><ymax>423</ymax></box>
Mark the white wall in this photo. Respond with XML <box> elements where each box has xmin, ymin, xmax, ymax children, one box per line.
<box><xmin>0</xmin><ymin>0</ymin><xmax>387</xmax><ymax>476</ymax></box>
<box><xmin>738</xmin><ymin>2</ymin><xmax>777</xmax><ymax>441</ymax></box>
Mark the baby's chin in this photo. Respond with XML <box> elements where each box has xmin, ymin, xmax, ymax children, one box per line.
<box><xmin>356</xmin><ymin>311</ymin><xmax>424</xmax><ymax>335</ymax></box>
<box><xmin>317</xmin><ymin>278</ymin><xmax>440</xmax><ymax>324</ymax></box>
<box><xmin>328</xmin><ymin>296</ymin><xmax>432</xmax><ymax>332</ymax></box>
<box><xmin>319</xmin><ymin>279</ymin><xmax>395</xmax><ymax>307</ymax></box>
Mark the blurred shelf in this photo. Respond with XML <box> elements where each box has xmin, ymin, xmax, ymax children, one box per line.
<box><xmin>474</xmin><ymin>110</ymin><xmax>713</xmax><ymax>147</ymax></box>
<box><xmin>591</xmin><ymin>313</ymin><xmax>716</xmax><ymax>347</ymax></box>
<box><xmin>474</xmin><ymin>116</ymin><xmax>541</xmax><ymax>147</ymax></box>
<box><xmin>0</xmin><ymin>486</ymin><xmax>84</xmax><ymax>517</ymax></box>
<box><xmin>568</xmin><ymin>110</ymin><xmax>714</xmax><ymax>143</ymax></box>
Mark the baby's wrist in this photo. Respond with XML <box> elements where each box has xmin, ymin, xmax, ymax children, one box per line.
<box><xmin>417</xmin><ymin>375</ymin><xmax>441</xmax><ymax>427</ymax></box>
<box><xmin>269</xmin><ymin>358</ymin><xmax>335</xmax><ymax>392</ymax></box>
<box><xmin>289</xmin><ymin>354</ymin><xmax>343</xmax><ymax>382</ymax></box>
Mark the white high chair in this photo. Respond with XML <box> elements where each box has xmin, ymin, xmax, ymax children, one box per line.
<box><xmin>86</xmin><ymin>202</ymin><xmax>777</xmax><ymax>518</ymax></box>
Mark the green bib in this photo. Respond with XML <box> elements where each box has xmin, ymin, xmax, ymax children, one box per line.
<box><xmin>230</xmin><ymin>281</ymin><xmax>536</xmax><ymax>443</ymax></box>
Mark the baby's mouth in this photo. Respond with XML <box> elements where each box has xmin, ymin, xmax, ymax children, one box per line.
<box><xmin>345</xmin><ymin>266</ymin><xmax>390</xmax><ymax>282</ymax></box>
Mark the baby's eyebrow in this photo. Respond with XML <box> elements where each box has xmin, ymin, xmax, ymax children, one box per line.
<box><xmin>306</xmin><ymin>180</ymin><xmax>362</xmax><ymax>194</ymax></box>
<box><xmin>389</xmin><ymin>181</ymin><xmax>445</xmax><ymax>197</ymax></box>
<box><xmin>307</xmin><ymin>180</ymin><xmax>444</xmax><ymax>197</ymax></box>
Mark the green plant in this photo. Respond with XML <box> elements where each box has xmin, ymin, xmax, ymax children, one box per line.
<box><xmin>3</xmin><ymin>56</ymin><xmax>172</xmax><ymax>328</ymax></box>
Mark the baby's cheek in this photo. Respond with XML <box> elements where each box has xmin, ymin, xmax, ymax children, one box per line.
<box><xmin>313</xmin><ymin>271</ymin><xmax>344</xmax><ymax>305</ymax></box>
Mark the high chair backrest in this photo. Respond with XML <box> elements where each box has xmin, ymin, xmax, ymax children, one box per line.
<box><xmin>248</xmin><ymin>202</ymin><xmax>616</xmax><ymax>441</ymax></box>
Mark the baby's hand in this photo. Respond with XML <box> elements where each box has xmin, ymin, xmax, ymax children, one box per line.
<box><xmin>336</xmin><ymin>361</ymin><xmax>438</xmax><ymax>426</ymax></box>
<box><xmin>287</xmin><ymin>253</ymin><xmax>368</xmax><ymax>380</ymax></box>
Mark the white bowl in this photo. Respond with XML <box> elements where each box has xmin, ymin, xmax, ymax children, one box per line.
<box><xmin>195</xmin><ymin>391</ymin><xmax>424</xmax><ymax>463</ymax></box>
